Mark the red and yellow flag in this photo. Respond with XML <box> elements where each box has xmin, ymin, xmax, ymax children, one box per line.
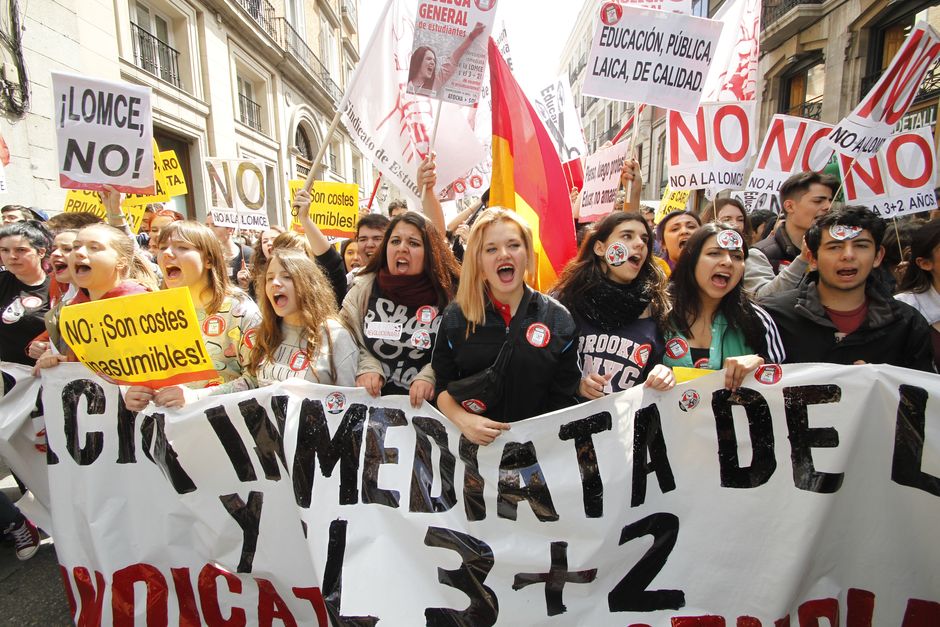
<box><xmin>488</xmin><ymin>38</ymin><xmax>577</xmax><ymax>291</ymax></box>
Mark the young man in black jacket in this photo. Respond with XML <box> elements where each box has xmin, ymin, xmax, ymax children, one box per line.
<box><xmin>761</xmin><ymin>206</ymin><xmax>935</xmax><ymax>371</ymax></box>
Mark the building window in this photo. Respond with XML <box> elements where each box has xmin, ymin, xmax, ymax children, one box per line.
<box><xmin>294</xmin><ymin>125</ymin><xmax>313</xmax><ymax>161</ymax></box>
<box><xmin>237</xmin><ymin>75</ymin><xmax>263</xmax><ymax>132</ymax></box>
<box><xmin>320</xmin><ymin>16</ymin><xmax>337</xmax><ymax>75</ymax></box>
<box><xmin>781</xmin><ymin>59</ymin><xmax>824</xmax><ymax>120</ymax></box>
<box><xmin>691</xmin><ymin>0</ymin><xmax>709</xmax><ymax>18</ymax></box>
<box><xmin>131</xmin><ymin>1</ymin><xmax>181</xmax><ymax>87</ymax></box>
<box><xmin>862</xmin><ymin>9</ymin><xmax>940</xmax><ymax>104</ymax></box>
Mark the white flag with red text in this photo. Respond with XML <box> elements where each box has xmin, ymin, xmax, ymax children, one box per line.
<box><xmin>701</xmin><ymin>0</ymin><xmax>761</xmax><ymax>102</ymax></box>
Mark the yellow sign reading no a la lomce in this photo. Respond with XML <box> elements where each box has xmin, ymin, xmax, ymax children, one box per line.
<box><xmin>58</xmin><ymin>288</ymin><xmax>218</xmax><ymax>388</ymax></box>
<box><xmin>289</xmin><ymin>180</ymin><xmax>358</xmax><ymax>238</ymax></box>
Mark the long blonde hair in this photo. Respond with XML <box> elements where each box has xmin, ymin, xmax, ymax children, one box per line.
<box><xmin>454</xmin><ymin>208</ymin><xmax>535</xmax><ymax>334</ymax></box>
<box><xmin>250</xmin><ymin>249</ymin><xmax>342</xmax><ymax>382</ymax></box>
<box><xmin>156</xmin><ymin>221</ymin><xmax>233</xmax><ymax>314</ymax></box>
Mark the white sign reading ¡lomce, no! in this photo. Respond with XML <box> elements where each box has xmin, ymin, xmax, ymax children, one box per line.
<box><xmin>582</xmin><ymin>3</ymin><xmax>723</xmax><ymax>114</ymax></box>
<box><xmin>52</xmin><ymin>72</ymin><xmax>154</xmax><ymax>194</ymax></box>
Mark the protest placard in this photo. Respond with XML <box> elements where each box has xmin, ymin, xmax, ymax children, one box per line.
<box><xmin>63</xmin><ymin>189</ymin><xmax>107</xmax><ymax>220</ymax></box>
<box><xmin>5</xmin><ymin>363</ymin><xmax>938</xmax><ymax>624</ymax></box>
<box><xmin>655</xmin><ymin>185</ymin><xmax>691</xmax><ymax>223</ymax></box>
<box><xmin>52</xmin><ymin>72</ymin><xmax>154</xmax><ymax>194</ymax></box>
<box><xmin>406</xmin><ymin>0</ymin><xmax>498</xmax><ymax>105</ymax></box>
<box><xmin>532</xmin><ymin>76</ymin><xmax>588</xmax><ymax>163</ymax></box>
<box><xmin>288</xmin><ymin>180</ymin><xmax>358</xmax><ymax>238</ymax></box>
<box><xmin>743</xmin><ymin>114</ymin><xmax>834</xmax><ymax>212</ymax></box>
<box><xmin>57</xmin><ymin>287</ymin><xmax>217</xmax><ymax>388</ymax></box>
<box><xmin>579</xmin><ymin>141</ymin><xmax>629</xmax><ymax>221</ymax></box>
<box><xmin>839</xmin><ymin>126</ymin><xmax>938</xmax><ymax>218</ymax></box>
<box><xmin>204</xmin><ymin>158</ymin><xmax>269</xmax><ymax>231</ymax></box>
<box><xmin>582</xmin><ymin>4</ymin><xmax>723</xmax><ymax>114</ymax></box>
<box><xmin>667</xmin><ymin>101</ymin><xmax>755</xmax><ymax>194</ymax></box>
<box><xmin>826</xmin><ymin>22</ymin><xmax>940</xmax><ymax>158</ymax></box>
<box><xmin>159</xmin><ymin>150</ymin><xmax>188</xmax><ymax>196</ymax></box>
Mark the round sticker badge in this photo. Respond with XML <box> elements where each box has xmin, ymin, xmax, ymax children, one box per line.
<box><xmin>416</xmin><ymin>305</ymin><xmax>437</xmax><ymax>325</ymax></box>
<box><xmin>243</xmin><ymin>328</ymin><xmax>256</xmax><ymax>350</ymax></box>
<box><xmin>202</xmin><ymin>315</ymin><xmax>226</xmax><ymax>337</ymax></box>
<box><xmin>632</xmin><ymin>343</ymin><xmax>652</xmax><ymax>368</ymax></box>
<box><xmin>754</xmin><ymin>364</ymin><xmax>783</xmax><ymax>385</ymax></box>
<box><xmin>289</xmin><ymin>350</ymin><xmax>310</xmax><ymax>372</ymax></box>
<box><xmin>693</xmin><ymin>357</ymin><xmax>710</xmax><ymax>369</ymax></box>
<box><xmin>411</xmin><ymin>330</ymin><xmax>432</xmax><ymax>350</ymax></box>
<box><xmin>605</xmin><ymin>241</ymin><xmax>628</xmax><ymax>267</ymax></box>
<box><xmin>716</xmin><ymin>229</ymin><xmax>744</xmax><ymax>250</ymax></box>
<box><xmin>325</xmin><ymin>392</ymin><xmax>346</xmax><ymax>414</ymax></box>
<box><xmin>461</xmin><ymin>399</ymin><xmax>487</xmax><ymax>414</ymax></box>
<box><xmin>601</xmin><ymin>1</ymin><xmax>623</xmax><ymax>25</ymax></box>
<box><xmin>665</xmin><ymin>338</ymin><xmax>689</xmax><ymax>360</ymax></box>
<box><xmin>20</xmin><ymin>295</ymin><xmax>43</xmax><ymax>310</ymax></box>
<box><xmin>526</xmin><ymin>323</ymin><xmax>551</xmax><ymax>348</ymax></box>
<box><xmin>829</xmin><ymin>224</ymin><xmax>862</xmax><ymax>241</ymax></box>
<box><xmin>678</xmin><ymin>389</ymin><xmax>700</xmax><ymax>412</ymax></box>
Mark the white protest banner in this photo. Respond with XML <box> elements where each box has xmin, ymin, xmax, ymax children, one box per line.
<box><xmin>52</xmin><ymin>72</ymin><xmax>154</xmax><ymax>193</ymax></box>
<box><xmin>582</xmin><ymin>3</ymin><xmax>723</xmax><ymax>114</ymax></box>
<box><xmin>204</xmin><ymin>158</ymin><xmax>269</xmax><ymax>231</ymax></box>
<box><xmin>839</xmin><ymin>127</ymin><xmax>938</xmax><ymax>218</ymax></box>
<box><xmin>342</xmin><ymin>0</ymin><xmax>484</xmax><ymax>207</ymax></box>
<box><xmin>744</xmin><ymin>114</ymin><xmax>834</xmax><ymax>212</ymax></box>
<box><xmin>407</xmin><ymin>0</ymin><xmax>498</xmax><ymax>105</ymax></box>
<box><xmin>701</xmin><ymin>0</ymin><xmax>761</xmax><ymax>101</ymax></box>
<box><xmin>617</xmin><ymin>0</ymin><xmax>691</xmax><ymax>14</ymax></box>
<box><xmin>532</xmin><ymin>75</ymin><xmax>588</xmax><ymax>163</ymax></box>
<box><xmin>827</xmin><ymin>21</ymin><xmax>940</xmax><ymax>158</ymax></box>
<box><xmin>5</xmin><ymin>362</ymin><xmax>939</xmax><ymax>624</ymax></box>
<box><xmin>667</xmin><ymin>101</ymin><xmax>755</xmax><ymax>193</ymax></box>
<box><xmin>579</xmin><ymin>141</ymin><xmax>629</xmax><ymax>221</ymax></box>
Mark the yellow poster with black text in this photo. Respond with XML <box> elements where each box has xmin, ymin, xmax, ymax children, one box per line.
<box><xmin>289</xmin><ymin>180</ymin><xmax>358</xmax><ymax>237</ymax></box>
<box><xmin>655</xmin><ymin>186</ymin><xmax>692</xmax><ymax>225</ymax></box>
<box><xmin>58</xmin><ymin>287</ymin><xmax>218</xmax><ymax>388</ymax></box>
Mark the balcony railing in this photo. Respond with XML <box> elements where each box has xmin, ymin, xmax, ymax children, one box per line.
<box><xmin>762</xmin><ymin>0</ymin><xmax>824</xmax><ymax>31</ymax></box>
<box><xmin>239</xmin><ymin>93</ymin><xmax>263</xmax><ymax>131</ymax></box>
<box><xmin>234</xmin><ymin>0</ymin><xmax>277</xmax><ymax>39</ymax></box>
<box><xmin>860</xmin><ymin>57</ymin><xmax>940</xmax><ymax>104</ymax></box>
<box><xmin>785</xmin><ymin>94</ymin><xmax>823</xmax><ymax>120</ymax></box>
<box><xmin>275</xmin><ymin>18</ymin><xmax>343</xmax><ymax>103</ymax></box>
<box><xmin>341</xmin><ymin>0</ymin><xmax>357</xmax><ymax>31</ymax></box>
<box><xmin>131</xmin><ymin>23</ymin><xmax>182</xmax><ymax>88</ymax></box>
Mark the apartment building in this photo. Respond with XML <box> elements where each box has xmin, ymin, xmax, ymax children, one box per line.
<box><xmin>0</xmin><ymin>0</ymin><xmax>366</xmax><ymax>226</ymax></box>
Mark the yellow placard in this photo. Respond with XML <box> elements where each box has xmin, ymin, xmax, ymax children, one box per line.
<box><xmin>158</xmin><ymin>150</ymin><xmax>188</xmax><ymax>196</ymax></box>
<box><xmin>655</xmin><ymin>186</ymin><xmax>692</xmax><ymax>225</ymax></box>
<box><xmin>289</xmin><ymin>179</ymin><xmax>358</xmax><ymax>238</ymax></box>
<box><xmin>122</xmin><ymin>142</ymin><xmax>171</xmax><ymax>208</ymax></box>
<box><xmin>288</xmin><ymin>179</ymin><xmax>305</xmax><ymax>233</ymax></box>
<box><xmin>63</xmin><ymin>190</ymin><xmax>107</xmax><ymax>220</ymax></box>
<box><xmin>673</xmin><ymin>366</ymin><xmax>716</xmax><ymax>383</ymax></box>
<box><xmin>58</xmin><ymin>287</ymin><xmax>218</xmax><ymax>388</ymax></box>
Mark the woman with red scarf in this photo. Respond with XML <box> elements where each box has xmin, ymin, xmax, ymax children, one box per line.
<box><xmin>340</xmin><ymin>211</ymin><xmax>460</xmax><ymax>408</ymax></box>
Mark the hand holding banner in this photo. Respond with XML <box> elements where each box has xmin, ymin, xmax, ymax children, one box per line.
<box><xmin>58</xmin><ymin>287</ymin><xmax>217</xmax><ymax>388</ymax></box>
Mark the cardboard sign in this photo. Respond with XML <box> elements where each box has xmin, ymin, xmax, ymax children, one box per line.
<box><xmin>582</xmin><ymin>4</ymin><xmax>723</xmax><ymax>114</ymax></box>
<box><xmin>839</xmin><ymin>127</ymin><xmax>938</xmax><ymax>218</ymax></box>
<box><xmin>288</xmin><ymin>180</ymin><xmax>358</xmax><ymax>238</ymax></box>
<box><xmin>826</xmin><ymin>22</ymin><xmax>940</xmax><ymax>158</ymax></box>
<box><xmin>61</xmin><ymin>191</ymin><xmax>154</xmax><ymax>235</ymax></box>
<box><xmin>744</xmin><ymin>114</ymin><xmax>834</xmax><ymax>212</ymax></box>
<box><xmin>57</xmin><ymin>288</ymin><xmax>217</xmax><ymax>388</ymax></box>
<box><xmin>667</xmin><ymin>101</ymin><xmax>755</xmax><ymax>193</ymax></box>
<box><xmin>9</xmin><ymin>363</ymin><xmax>940</xmax><ymax>624</ymax></box>
<box><xmin>579</xmin><ymin>141</ymin><xmax>629</xmax><ymax>221</ymax></box>
<box><xmin>159</xmin><ymin>150</ymin><xmax>188</xmax><ymax>196</ymax></box>
<box><xmin>655</xmin><ymin>186</ymin><xmax>691</xmax><ymax>223</ymax></box>
<box><xmin>406</xmin><ymin>0</ymin><xmax>498</xmax><ymax>105</ymax></box>
<box><xmin>52</xmin><ymin>72</ymin><xmax>154</xmax><ymax>193</ymax></box>
<box><xmin>205</xmin><ymin>158</ymin><xmax>269</xmax><ymax>231</ymax></box>
<box><xmin>532</xmin><ymin>75</ymin><xmax>588</xmax><ymax>162</ymax></box>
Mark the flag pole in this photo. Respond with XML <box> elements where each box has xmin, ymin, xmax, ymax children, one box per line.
<box><xmin>625</xmin><ymin>102</ymin><xmax>640</xmax><ymax>200</ymax></box>
<box><xmin>421</xmin><ymin>100</ymin><xmax>444</xmax><ymax>207</ymax></box>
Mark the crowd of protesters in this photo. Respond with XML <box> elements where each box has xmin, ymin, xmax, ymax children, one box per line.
<box><xmin>0</xmin><ymin>155</ymin><xmax>937</xmax><ymax>561</ymax></box>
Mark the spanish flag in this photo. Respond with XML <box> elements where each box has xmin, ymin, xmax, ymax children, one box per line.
<box><xmin>488</xmin><ymin>38</ymin><xmax>577</xmax><ymax>291</ymax></box>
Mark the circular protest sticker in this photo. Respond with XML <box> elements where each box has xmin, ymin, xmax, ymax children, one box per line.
<box><xmin>21</xmin><ymin>296</ymin><xmax>43</xmax><ymax>310</ymax></box>
<box><xmin>416</xmin><ymin>306</ymin><xmax>437</xmax><ymax>325</ymax></box>
<box><xmin>600</xmin><ymin>2</ymin><xmax>623</xmax><ymax>25</ymax></box>
<box><xmin>716</xmin><ymin>229</ymin><xmax>744</xmax><ymax>250</ymax></box>
<box><xmin>526</xmin><ymin>323</ymin><xmax>551</xmax><ymax>348</ymax></box>
<box><xmin>243</xmin><ymin>328</ymin><xmax>256</xmax><ymax>349</ymax></box>
<box><xmin>693</xmin><ymin>357</ymin><xmax>710</xmax><ymax>369</ymax></box>
<box><xmin>665</xmin><ymin>338</ymin><xmax>689</xmax><ymax>359</ymax></box>
<box><xmin>289</xmin><ymin>350</ymin><xmax>310</xmax><ymax>372</ymax></box>
<box><xmin>461</xmin><ymin>399</ymin><xmax>487</xmax><ymax>414</ymax></box>
<box><xmin>632</xmin><ymin>343</ymin><xmax>652</xmax><ymax>368</ymax></box>
<box><xmin>202</xmin><ymin>315</ymin><xmax>226</xmax><ymax>337</ymax></box>
<box><xmin>411</xmin><ymin>330</ymin><xmax>432</xmax><ymax>350</ymax></box>
<box><xmin>829</xmin><ymin>224</ymin><xmax>862</xmax><ymax>241</ymax></box>
<box><xmin>325</xmin><ymin>391</ymin><xmax>346</xmax><ymax>414</ymax></box>
<box><xmin>606</xmin><ymin>241</ymin><xmax>628</xmax><ymax>267</ymax></box>
<box><xmin>679</xmin><ymin>389</ymin><xmax>700</xmax><ymax>412</ymax></box>
<box><xmin>754</xmin><ymin>364</ymin><xmax>783</xmax><ymax>385</ymax></box>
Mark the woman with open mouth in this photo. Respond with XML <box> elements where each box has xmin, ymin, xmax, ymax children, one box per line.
<box><xmin>340</xmin><ymin>211</ymin><xmax>460</xmax><ymax>408</ymax></box>
<box><xmin>662</xmin><ymin>223</ymin><xmax>786</xmax><ymax>391</ymax></box>
<box><xmin>36</xmin><ymin>222</ymin><xmax>158</xmax><ymax>369</ymax></box>
<box><xmin>122</xmin><ymin>221</ymin><xmax>261</xmax><ymax>411</ymax></box>
<box><xmin>656</xmin><ymin>209</ymin><xmax>701</xmax><ymax>275</ymax></box>
<box><xmin>432</xmin><ymin>209</ymin><xmax>581</xmax><ymax>446</ymax></box>
<box><xmin>0</xmin><ymin>220</ymin><xmax>53</xmax><ymax>365</ymax></box>
<box><xmin>240</xmin><ymin>225</ymin><xmax>284</xmax><ymax>300</ymax></box>
<box><xmin>553</xmin><ymin>211</ymin><xmax>675</xmax><ymax>398</ymax></box>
